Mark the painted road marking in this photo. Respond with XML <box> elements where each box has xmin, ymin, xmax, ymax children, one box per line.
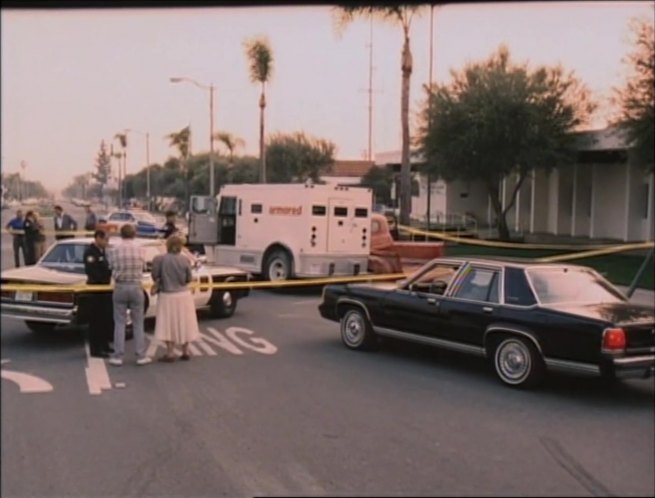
<box><xmin>291</xmin><ymin>299</ymin><xmax>319</xmax><ymax>306</ymax></box>
<box><xmin>1</xmin><ymin>359</ymin><xmax>54</xmax><ymax>394</ymax></box>
<box><xmin>84</xmin><ymin>341</ymin><xmax>112</xmax><ymax>396</ymax></box>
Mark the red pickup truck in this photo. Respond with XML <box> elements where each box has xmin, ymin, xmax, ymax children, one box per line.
<box><xmin>368</xmin><ymin>213</ymin><xmax>445</xmax><ymax>274</ymax></box>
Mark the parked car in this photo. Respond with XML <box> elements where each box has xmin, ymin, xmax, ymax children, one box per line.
<box><xmin>97</xmin><ymin>210</ymin><xmax>160</xmax><ymax>238</ymax></box>
<box><xmin>0</xmin><ymin>237</ymin><xmax>251</xmax><ymax>334</ymax></box>
<box><xmin>318</xmin><ymin>256</ymin><xmax>654</xmax><ymax>388</ymax></box>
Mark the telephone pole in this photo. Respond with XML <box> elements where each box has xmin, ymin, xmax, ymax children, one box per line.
<box><xmin>359</xmin><ymin>15</ymin><xmax>382</xmax><ymax>163</ymax></box>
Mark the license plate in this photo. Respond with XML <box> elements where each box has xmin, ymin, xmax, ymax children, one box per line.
<box><xmin>15</xmin><ymin>291</ymin><xmax>33</xmax><ymax>302</ymax></box>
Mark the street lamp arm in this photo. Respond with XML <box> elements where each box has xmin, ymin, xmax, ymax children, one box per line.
<box><xmin>169</xmin><ymin>76</ymin><xmax>212</xmax><ymax>91</ymax></box>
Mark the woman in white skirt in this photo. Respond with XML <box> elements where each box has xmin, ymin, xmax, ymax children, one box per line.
<box><xmin>151</xmin><ymin>234</ymin><xmax>200</xmax><ymax>362</ymax></box>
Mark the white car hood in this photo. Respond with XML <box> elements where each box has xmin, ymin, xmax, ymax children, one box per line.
<box><xmin>1</xmin><ymin>265</ymin><xmax>85</xmax><ymax>285</ymax></box>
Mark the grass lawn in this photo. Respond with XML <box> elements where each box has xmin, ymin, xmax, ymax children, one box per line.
<box><xmin>443</xmin><ymin>244</ymin><xmax>654</xmax><ymax>289</ymax></box>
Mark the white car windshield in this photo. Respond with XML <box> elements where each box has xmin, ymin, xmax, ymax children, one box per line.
<box><xmin>40</xmin><ymin>243</ymin><xmax>87</xmax><ymax>273</ymax></box>
<box><xmin>526</xmin><ymin>267</ymin><xmax>625</xmax><ymax>305</ymax></box>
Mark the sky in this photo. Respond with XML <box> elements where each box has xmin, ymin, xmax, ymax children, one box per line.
<box><xmin>1</xmin><ymin>1</ymin><xmax>653</xmax><ymax>192</ymax></box>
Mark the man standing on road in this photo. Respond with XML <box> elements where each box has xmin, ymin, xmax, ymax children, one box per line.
<box><xmin>106</xmin><ymin>224</ymin><xmax>152</xmax><ymax>366</ymax></box>
<box><xmin>160</xmin><ymin>210</ymin><xmax>178</xmax><ymax>239</ymax></box>
<box><xmin>5</xmin><ymin>209</ymin><xmax>25</xmax><ymax>267</ymax></box>
<box><xmin>53</xmin><ymin>205</ymin><xmax>78</xmax><ymax>240</ymax></box>
<box><xmin>83</xmin><ymin>229</ymin><xmax>114</xmax><ymax>358</ymax></box>
<box><xmin>84</xmin><ymin>205</ymin><xmax>98</xmax><ymax>232</ymax></box>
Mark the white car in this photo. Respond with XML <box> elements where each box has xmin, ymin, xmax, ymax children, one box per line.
<box><xmin>0</xmin><ymin>237</ymin><xmax>251</xmax><ymax>334</ymax></box>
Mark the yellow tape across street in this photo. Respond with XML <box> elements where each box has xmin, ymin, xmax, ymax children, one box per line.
<box><xmin>3</xmin><ymin>228</ymin><xmax>143</xmax><ymax>237</ymax></box>
<box><xmin>0</xmin><ymin>272</ymin><xmax>408</xmax><ymax>293</ymax></box>
<box><xmin>398</xmin><ymin>225</ymin><xmax>649</xmax><ymax>251</ymax></box>
<box><xmin>535</xmin><ymin>241</ymin><xmax>655</xmax><ymax>263</ymax></box>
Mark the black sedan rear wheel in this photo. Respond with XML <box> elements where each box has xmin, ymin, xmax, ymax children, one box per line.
<box><xmin>493</xmin><ymin>336</ymin><xmax>544</xmax><ymax>388</ymax></box>
<box><xmin>340</xmin><ymin>307</ymin><xmax>376</xmax><ymax>350</ymax></box>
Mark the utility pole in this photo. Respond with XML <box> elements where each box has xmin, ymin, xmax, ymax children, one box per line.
<box><xmin>359</xmin><ymin>16</ymin><xmax>381</xmax><ymax>164</ymax></box>
<box><xmin>425</xmin><ymin>4</ymin><xmax>435</xmax><ymax>232</ymax></box>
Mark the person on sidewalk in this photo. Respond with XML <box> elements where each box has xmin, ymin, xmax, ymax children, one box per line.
<box><xmin>84</xmin><ymin>205</ymin><xmax>98</xmax><ymax>232</ymax></box>
<box><xmin>22</xmin><ymin>210</ymin><xmax>39</xmax><ymax>265</ymax></box>
<box><xmin>5</xmin><ymin>209</ymin><xmax>25</xmax><ymax>267</ymax></box>
<box><xmin>83</xmin><ymin>229</ymin><xmax>114</xmax><ymax>358</ymax></box>
<box><xmin>53</xmin><ymin>205</ymin><xmax>78</xmax><ymax>240</ymax></box>
<box><xmin>32</xmin><ymin>212</ymin><xmax>47</xmax><ymax>261</ymax></box>
<box><xmin>160</xmin><ymin>210</ymin><xmax>178</xmax><ymax>239</ymax></box>
<box><xmin>151</xmin><ymin>234</ymin><xmax>201</xmax><ymax>362</ymax></box>
<box><xmin>106</xmin><ymin>224</ymin><xmax>151</xmax><ymax>366</ymax></box>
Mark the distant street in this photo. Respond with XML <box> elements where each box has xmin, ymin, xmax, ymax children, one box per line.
<box><xmin>1</xmin><ymin>202</ymin><xmax>654</xmax><ymax>497</ymax></box>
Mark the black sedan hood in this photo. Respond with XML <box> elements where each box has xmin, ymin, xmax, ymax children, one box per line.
<box><xmin>544</xmin><ymin>302</ymin><xmax>654</xmax><ymax>326</ymax></box>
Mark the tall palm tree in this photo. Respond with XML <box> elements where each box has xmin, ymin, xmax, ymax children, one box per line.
<box><xmin>166</xmin><ymin>125</ymin><xmax>192</xmax><ymax>211</ymax></box>
<box><xmin>213</xmin><ymin>132</ymin><xmax>246</xmax><ymax>167</ymax></box>
<box><xmin>335</xmin><ymin>5</ymin><xmax>422</xmax><ymax>226</ymax></box>
<box><xmin>244</xmin><ymin>36</ymin><xmax>274</xmax><ymax>183</ymax></box>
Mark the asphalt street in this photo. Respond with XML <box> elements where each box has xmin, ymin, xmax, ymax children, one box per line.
<box><xmin>1</xmin><ymin>202</ymin><xmax>654</xmax><ymax>497</ymax></box>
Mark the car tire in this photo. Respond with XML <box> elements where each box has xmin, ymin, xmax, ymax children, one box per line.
<box><xmin>25</xmin><ymin>321</ymin><xmax>56</xmax><ymax>334</ymax></box>
<box><xmin>264</xmin><ymin>250</ymin><xmax>292</xmax><ymax>281</ymax></box>
<box><xmin>340</xmin><ymin>307</ymin><xmax>376</xmax><ymax>351</ymax></box>
<box><xmin>492</xmin><ymin>335</ymin><xmax>544</xmax><ymax>388</ymax></box>
<box><xmin>210</xmin><ymin>290</ymin><xmax>237</xmax><ymax>318</ymax></box>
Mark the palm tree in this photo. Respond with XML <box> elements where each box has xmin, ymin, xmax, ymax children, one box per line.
<box><xmin>335</xmin><ymin>5</ymin><xmax>422</xmax><ymax>226</ymax></box>
<box><xmin>213</xmin><ymin>132</ymin><xmax>246</xmax><ymax>167</ymax></box>
<box><xmin>166</xmin><ymin>125</ymin><xmax>192</xmax><ymax>211</ymax></box>
<box><xmin>244</xmin><ymin>36</ymin><xmax>274</xmax><ymax>183</ymax></box>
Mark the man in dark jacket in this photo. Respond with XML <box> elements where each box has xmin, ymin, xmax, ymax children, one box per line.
<box><xmin>54</xmin><ymin>205</ymin><xmax>78</xmax><ymax>240</ymax></box>
<box><xmin>83</xmin><ymin>229</ymin><xmax>114</xmax><ymax>357</ymax></box>
<box><xmin>84</xmin><ymin>205</ymin><xmax>98</xmax><ymax>232</ymax></box>
<box><xmin>5</xmin><ymin>209</ymin><xmax>25</xmax><ymax>267</ymax></box>
<box><xmin>160</xmin><ymin>210</ymin><xmax>178</xmax><ymax>239</ymax></box>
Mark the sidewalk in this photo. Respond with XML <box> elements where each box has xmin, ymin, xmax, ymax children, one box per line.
<box><xmin>617</xmin><ymin>286</ymin><xmax>655</xmax><ymax>307</ymax></box>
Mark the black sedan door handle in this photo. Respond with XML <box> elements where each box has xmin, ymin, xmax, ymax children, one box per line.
<box><xmin>482</xmin><ymin>306</ymin><xmax>493</xmax><ymax>314</ymax></box>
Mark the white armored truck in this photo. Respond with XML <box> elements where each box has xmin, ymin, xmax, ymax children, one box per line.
<box><xmin>188</xmin><ymin>183</ymin><xmax>374</xmax><ymax>280</ymax></box>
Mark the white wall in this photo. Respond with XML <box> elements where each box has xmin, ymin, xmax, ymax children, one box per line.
<box><xmin>445</xmin><ymin>178</ymin><xmax>488</xmax><ymax>225</ymax></box>
<box><xmin>546</xmin><ymin>169</ymin><xmax>559</xmax><ymax>234</ymax></box>
<box><xmin>411</xmin><ymin>176</ymin><xmax>446</xmax><ymax>221</ymax></box>
<box><xmin>321</xmin><ymin>176</ymin><xmax>361</xmax><ymax>186</ymax></box>
<box><xmin>592</xmin><ymin>163</ymin><xmax>628</xmax><ymax>240</ymax></box>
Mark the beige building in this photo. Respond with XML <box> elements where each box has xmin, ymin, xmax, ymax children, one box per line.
<box><xmin>374</xmin><ymin>127</ymin><xmax>654</xmax><ymax>242</ymax></box>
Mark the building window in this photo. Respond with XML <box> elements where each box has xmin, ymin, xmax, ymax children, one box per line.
<box><xmin>355</xmin><ymin>208</ymin><xmax>368</xmax><ymax>218</ymax></box>
<box><xmin>251</xmin><ymin>203</ymin><xmax>262</xmax><ymax>214</ymax></box>
<box><xmin>334</xmin><ymin>207</ymin><xmax>348</xmax><ymax>217</ymax></box>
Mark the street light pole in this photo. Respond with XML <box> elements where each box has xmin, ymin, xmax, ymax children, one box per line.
<box><xmin>125</xmin><ymin>128</ymin><xmax>151</xmax><ymax>210</ymax></box>
<box><xmin>170</xmin><ymin>76</ymin><xmax>216</xmax><ymax>197</ymax></box>
<box><xmin>209</xmin><ymin>84</ymin><xmax>215</xmax><ymax>197</ymax></box>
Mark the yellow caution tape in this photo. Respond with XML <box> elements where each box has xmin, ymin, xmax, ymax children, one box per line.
<box><xmin>398</xmin><ymin>225</ymin><xmax>649</xmax><ymax>251</ymax></box>
<box><xmin>3</xmin><ymin>228</ymin><xmax>164</xmax><ymax>237</ymax></box>
<box><xmin>0</xmin><ymin>272</ymin><xmax>408</xmax><ymax>293</ymax></box>
<box><xmin>536</xmin><ymin>241</ymin><xmax>655</xmax><ymax>263</ymax></box>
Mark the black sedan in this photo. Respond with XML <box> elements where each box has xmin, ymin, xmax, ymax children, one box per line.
<box><xmin>318</xmin><ymin>256</ymin><xmax>655</xmax><ymax>388</ymax></box>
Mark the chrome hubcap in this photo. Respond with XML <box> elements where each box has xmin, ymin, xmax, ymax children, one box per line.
<box><xmin>497</xmin><ymin>341</ymin><xmax>530</xmax><ymax>382</ymax></box>
<box><xmin>344</xmin><ymin>313</ymin><xmax>363</xmax><ymax>344</ymax></box>
<box><xmin>222</xmin><ymin>291</ymin><xmax>233</xmax><ymax>307</ymax></box>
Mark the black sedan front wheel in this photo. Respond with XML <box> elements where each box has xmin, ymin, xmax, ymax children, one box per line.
<box><xmin>340</xmin><ymin>308</ymin><xmax>376</xmax><ymax>350</ymax></box>
<box><xmin>493</xmin><ymin>336</ymin><xmax>544</xmax><ymax>388</ymax></box>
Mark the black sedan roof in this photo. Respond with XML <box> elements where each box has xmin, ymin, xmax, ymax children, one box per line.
<box><xmin>439</xmin><ymin>255</ymin><xmax>578</xmax><ymax>269</ymax></box>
